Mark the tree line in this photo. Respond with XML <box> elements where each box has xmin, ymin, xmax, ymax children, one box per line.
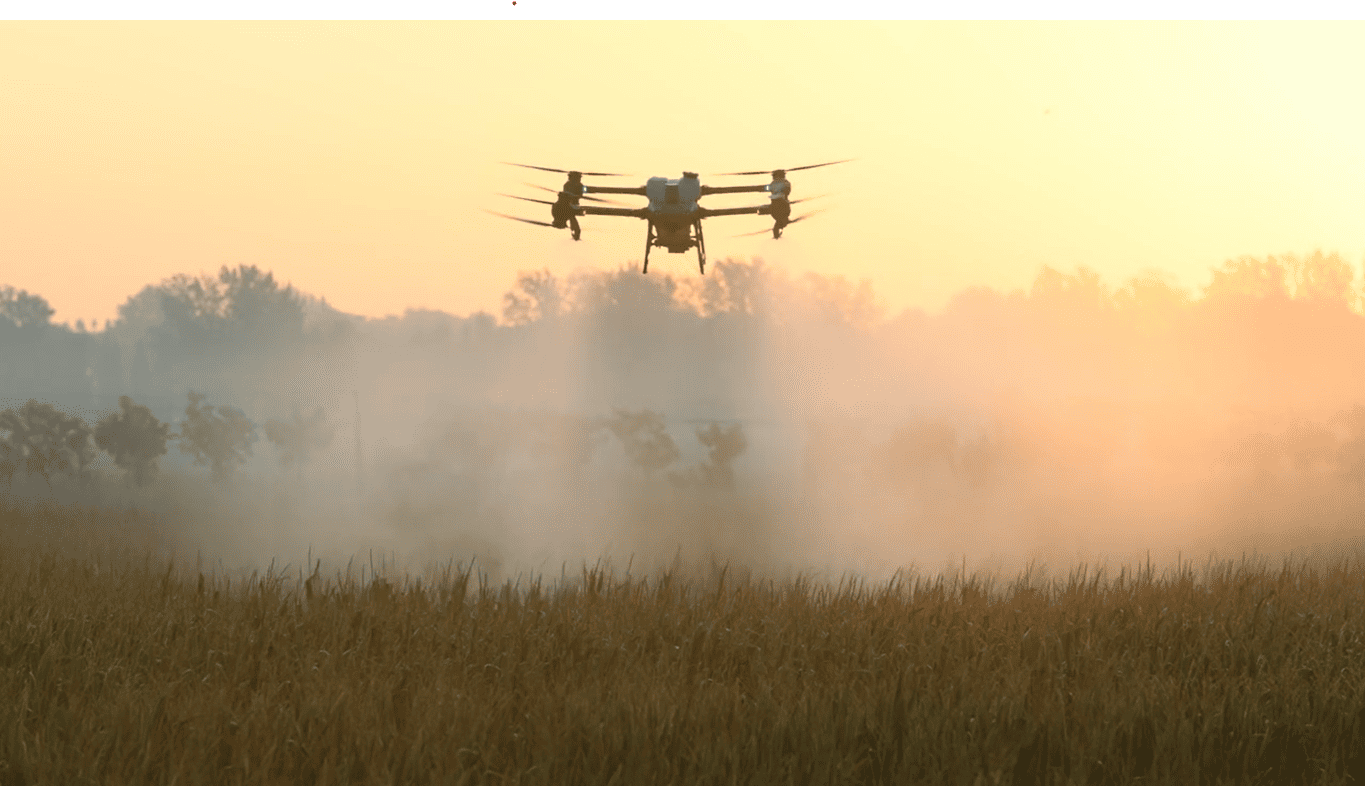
<box><xmin>0</xmin><ymin>393</ymin><xmax>334</xmax><ymax>489</ymax></box>
<box><xmin>0</xmin><ymin>388</ymin><xmax>752</xmax><ymax>494</ymax></box>
<box><xmin>8</xmin><ymin>250</ymin><xmax>1365</xmax><ymax>495</ymax></box>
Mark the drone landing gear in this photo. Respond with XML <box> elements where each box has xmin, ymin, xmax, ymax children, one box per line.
<box><xmin>695</xmin><ymin>220</ymin><xmax>706</xmax><ymax>275</ymax></box>
<box><xmin>643</xmin><ymin>221</ymin><xmax>655</xmax><ymax>274</ymax></box>
<box><xmin>640</xmin><ymin>220</ymin><xmax>706</xmax><ymax>275</ymax></box>
<box><xmin>772</xmin><ymin>198</ymin><xmax>791</xmax><ymax>239</ymax></box>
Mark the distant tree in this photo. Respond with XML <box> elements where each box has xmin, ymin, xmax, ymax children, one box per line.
<box><xmin>151</xmin><ymin>265</ymin><xmax>304</xmax><ymax>351</ymax></box>
<box><xmin>672</xmin><ymin>422</ymin><xmax>749</xmax><ymax>489</ymax></box>
<box><xmin>0</xmin><ymin>400</ymin><xmax>94</xmax><ymax>486</ymax></box>
<box><xmin>696</xmin><ymin>423</ymin><xmax>747</xmax><ymax>488</ymax></box>
<box><xmin>0</xmin><ymin>286</ymin><xmax>55</xmax><ymax>329</ymax></box>
<box><xmin>502</xmin><ymin>269</ymin><xmax>564</xmax><ymax>325</ymax></box>
<box><xmin>219</xmin><ymin>264</ymin><xmax>305</xmax><ymax>340</ymax></box>
<box><xmin>94</xmin><ymin>395</ymin><xmax>170</xmax><ymax>486</ymax></box>
<box><xmin>1287</xmin><ymin>250</ymin><xmax>1356</xmax><ymax>309</ymax></box>
<box><xmin>461</xmin><ymin>311</ymin><xmax>499</xmax><ymax>346</ymax></box>
<box><xmin>150</xmin><ymin>272</ymin><xmax>226</xmax><ymax>354</ymax></box>
<box><xmin>299</xmin><ymin>292</ymin><xmax>359</xmax><ymax>345</ymax></box>
<box><xmin>59</xmin><ymin>410</ymin><xmax>96</xmax><ymax>481</ymax></box>
<box><xmin>264</xmin><ymin>407</ymin><xmax>335</xmax><ymax>472</ymax></box>
<box><xmin>606</xmin><ymin>409</ymin><xmax>678</xmax><ymax>477</ymax></box>
<box><xmin>1030</xmin><ymin>265</ymin><xmax>1107</xmax><ymax>301</ymax></box>
<box><xmin>801</xmin><ymin>272</ymin><xmax>883</xmax><ymax>329</ymax></box>
<box><xmin>573</xmin><ymin>269</ymin><xmax>679</xmax><ymax>318</ymax></box>
<box><xmin>679</xmin><ymin>258</ymin><xmax>773</xmax><ymax>317</ymax></box>
<box><xmin>177</xmin><ymin>391</ymin><xmax>257</xmax><ymax>482</ymax></box>
<box><xmin>1204</xmin><ymin>255</ymin><xmax>1291</xmax><ymax>303</ymax></box>
<box><xmin>1113</xmin><ymin>271</ymin><xmax>1190</xmax><ymax>317</ymax></box>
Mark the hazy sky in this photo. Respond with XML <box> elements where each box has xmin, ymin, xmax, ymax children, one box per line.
<box><xmin>3</xmin><ymin>21</ymin><xmax>1363</xmax><ymax>326</ymax></box>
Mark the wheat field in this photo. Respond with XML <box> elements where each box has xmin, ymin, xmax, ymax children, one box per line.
<box><xmin>2</xmin><ymin>499</ymin><xmax>1364</xmax><ymax>785</ymax></box>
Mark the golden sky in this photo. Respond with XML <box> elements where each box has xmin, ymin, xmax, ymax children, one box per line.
<box><xmin>3</xmin><ymin>21</ymin><xmax>1363</xmax><ymax>325</ymax></box>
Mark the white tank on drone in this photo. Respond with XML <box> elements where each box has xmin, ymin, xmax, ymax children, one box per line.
<box><xmin>646</xmin><ymin>173</ymin><xmax>701</xmax><ymax>214</ymax></box>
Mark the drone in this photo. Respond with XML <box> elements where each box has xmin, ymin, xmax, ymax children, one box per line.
<box><xmin>488</xmin><ymin>159</ymin><xmax>850</xmax><ymax>274</ymax></box>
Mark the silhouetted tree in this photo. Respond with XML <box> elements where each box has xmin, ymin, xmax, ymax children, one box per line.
<box><xmin>574</xmin><ymin>269</ymin><xmax>680</xmax><ymax>318</ymax></box>
<box><xmin>672</xmin><ymin>422</ymin><xmax>749</xmax><ymax>489</ymax></box>
<box><xmin>159</xmin><ymin>272</ymin><xmax>228</xmax><ymax>344</ymax></box>
<box><xmin>502</xmin><ymin>269</ymin><xmax>564</xmax><ymax>325</ymax></box>
<box><xmin>0</xmin><ymin>286</ymin><xmax>55</xmax><ymax>329</ymax></box>
<box><xmin>695</xmin><ymin>423</ymin><xmax>747</xmax><ymax>488</ymax></box>
<box><xmin>606</xmin><ymin>409</ymin><xmax>678</xmax><ymax>477</ymax></box>
<box><xmin>684</xmin><ymin>258</ymin><xmax>773</xmax><ymax>316</ymax></box>
<box><xmin>145</xmin><ymin>265</ymin><xmax>304</xmax><ymax>357</ymax></box>
<box><xmin>264</xmin><ymin>407</ymin><xmax>334</xmax><ymax>471</ymax></box>
<box><xmin>220</xmin><ymin>264</ymin><xmax>305</xmax><ymax>341</ymax></box>
<box><xmin>94</xmin><ymin>395</ymin><xmax>170</xmax><ymax>486</ymax></box>
<box><xmin>0</xmin><ymin>400</ymin><xmax>94</xmax><ymax>486</ymax></box>
<box><xmin>177</xmin><ymin>391</ymin><xmax>257</xmax><ymax>482</ymax></box>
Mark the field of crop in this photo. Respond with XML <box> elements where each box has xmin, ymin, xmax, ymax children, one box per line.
<box><xmin>3</xmin><ymin>499</ymin><xmax>1365</xmax><ymax>785</ymax></box>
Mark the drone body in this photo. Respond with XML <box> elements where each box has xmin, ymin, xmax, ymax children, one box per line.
<box><xmin>490</xmin><ymin>160</ymin><xmax>848</xmax><ymax>274</ymax></box>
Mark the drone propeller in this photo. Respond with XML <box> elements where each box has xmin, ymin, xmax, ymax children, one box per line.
<box><xmin>503</xmin><ymin>162</ymin><xmax>630</xmax><ymax>177</ymax></box>
<box><xmin>500</xmin><ymin>193</ymin><xmax>553</xmax><ymax>206</ymax></box>
<box><xmin>714</xmin><ymin>159</ymin><xmax>854</xmax><ymax>177</ymax></box>
<box><xmin>791</xmin><ymin>194</ymin><xmax>828</xmax><ymax>205</ymax></box>
<box><xmin>484</xmin><ymin>209</ymin><xmax>556</xmax><ymax>228</ymax></box>
<box><xmin>732</xmin><ymin>209</ymin><xmax>826</xmax><ymax>238</ymax></box>
<box><xmin>522</xmin><ymin>182</ymin><xmax>627</xmax><ymax>205</ymax></box>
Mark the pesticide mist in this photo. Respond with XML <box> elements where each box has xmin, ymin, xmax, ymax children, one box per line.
<box><xmin>3</xmin><ymin>252</ymin><xmax>1365</xmax><ymax>583</ymax></box>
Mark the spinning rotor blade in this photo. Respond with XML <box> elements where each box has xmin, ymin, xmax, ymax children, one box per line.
<box><xmin>791</xmin><ymin>193</ymin><xmax>828</xmax><ymax>205</ymax></box>
<box><xmin>503</xmin><ymin>162</ymin><xmax>630</xmax><ymax>177</ymax></box>
<box><xmin>731</xmin><ymin>209</ymin><xmax>827</xmax><ymax>238</ymax></box>
<box><xmin>522</xmin><ymin>182</ymin><xmax>628</xmax><ymax>205</ymax></box>
<box><xmin>714</xmin><ymin>159</ymin><xmax>854</xmax><ymax>176</ymax></box>
<box><xmin>484</xmin><ymin>209</ymin><xmax>555</xmax><ymax>228</ymax></box>
<box><xmin>733</xmin><ymin>226</ymin><xmax>776</xmax><ymax>238</ymax></box>
<box><xmin>500</xmin><ymin>193</ymin><xmax>553</xmax><ymax>206</ymax></box>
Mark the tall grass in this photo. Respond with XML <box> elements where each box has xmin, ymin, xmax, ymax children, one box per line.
<box><xmin>2</xmin><ymin>499</ymin><xmax>1363</xmax><ymax>785</ymax></box>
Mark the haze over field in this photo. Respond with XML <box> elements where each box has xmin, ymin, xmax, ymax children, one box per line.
<box><xmin>4</xmin><ymin>251</ymin><xmax>1365</xmax><ymax>583</ymax></box>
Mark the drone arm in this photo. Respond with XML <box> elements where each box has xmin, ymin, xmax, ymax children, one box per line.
<box><xmin>578</xmin><ymin>205</ymin><xmax>648</xmax><ymax>218</ymax></box>
<box><xmin>584</xmin><ymin>185</ymin><xmax>648</xmax><ymax>196</ymax></box>
<box><xmin>700</xmin><ymin>185</ymin><xmax>768</xmax><ymax>196</ymax></box>
<box><xmin>699</xmin><ymin>205</ymin><xmax>772</xmax><ymax>218</ymax></box>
